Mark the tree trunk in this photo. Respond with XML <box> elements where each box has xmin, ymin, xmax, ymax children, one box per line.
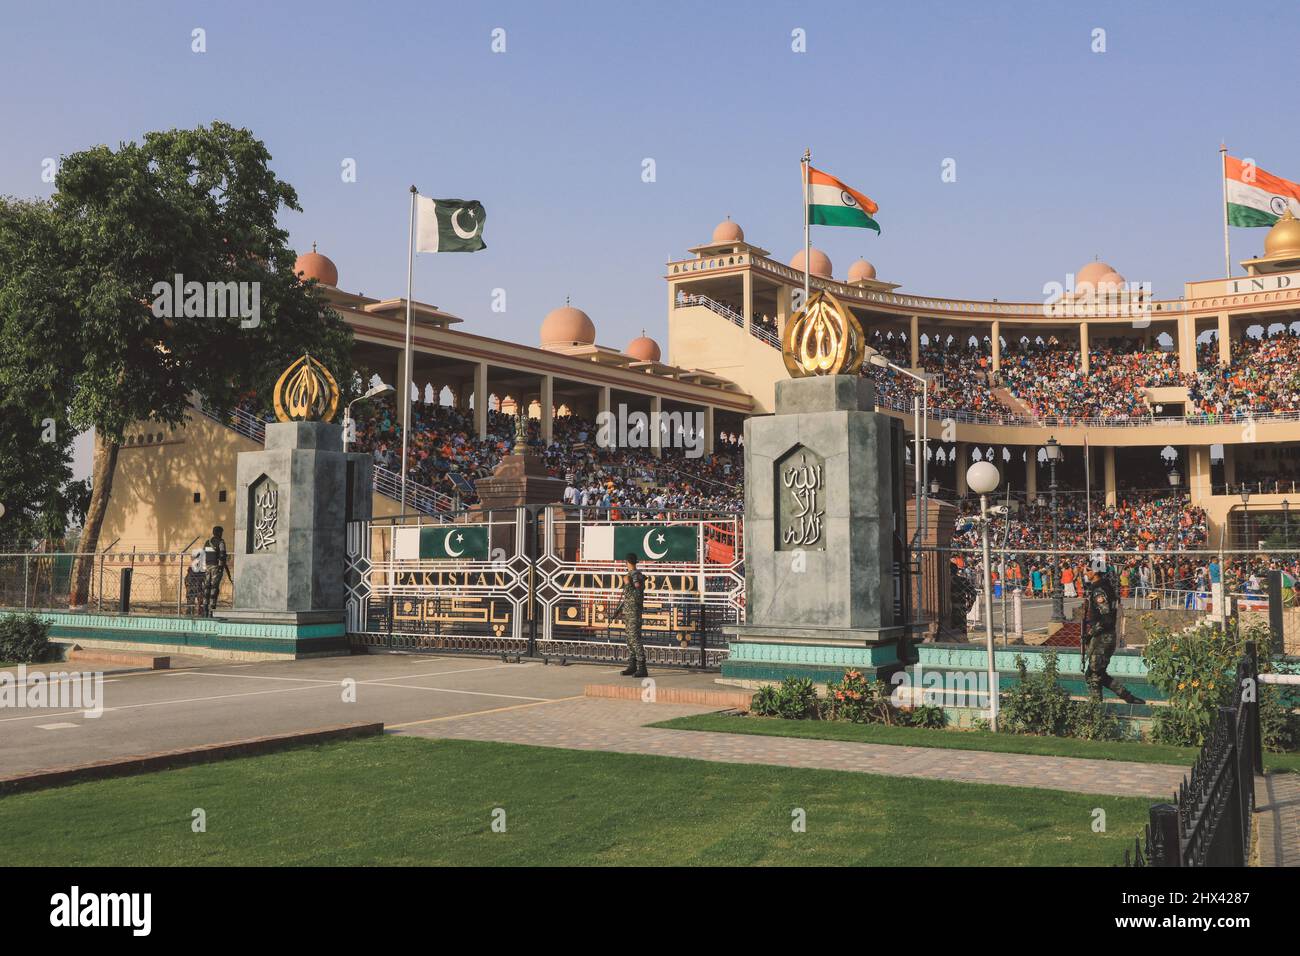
<box><xmin>69</xmin><ymin>432</ymin><xmax>119</xmax><ymax>607</ymax></box>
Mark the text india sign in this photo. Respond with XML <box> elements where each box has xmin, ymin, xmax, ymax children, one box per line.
<box><xmin>776</xmin><ymin>446</ymin><xmax>826</xmax><ymax>551</ymax></box>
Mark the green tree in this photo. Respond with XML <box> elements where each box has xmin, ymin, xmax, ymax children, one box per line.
<box><xmin>41</xmin><ymin>122</ymin><xmax>354</xmax><ymax>603</ymax></box>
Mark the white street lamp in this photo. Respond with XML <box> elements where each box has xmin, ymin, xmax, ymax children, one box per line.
<box><xmin>343</xmin><ymin>382</ymin><xmax>395</xmax><ymax>453</ymax></box>
<box><xmin>966</xmin><ymin>460</ymin><xmax>1001</xmax><ymax>730</ymax></box>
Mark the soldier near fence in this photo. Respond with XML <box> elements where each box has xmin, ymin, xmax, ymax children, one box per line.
<box><xmin>1082</xmin><ymin>558</ymin><xmax>1144</xmax><ymax>704</ymax></box>
<box><xmin>201</xmin><ymin>526</ymin><xmax>232</xmax><ymax>617</ymax></box>
<box><xmin>613</xmin><ymin>552</ymin><xmax>647</xmax><ymax>678</ymax></box>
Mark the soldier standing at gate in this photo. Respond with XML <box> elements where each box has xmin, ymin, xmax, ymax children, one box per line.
<box><xmin>202</xmin><ymin>525</ymin><xmax>232</xmax><ymax>617</ymax></box>
<box><xmin>613</xmin><ymin>553</ymin><xmax>647</xmax><ymax>678</ymax></box>
<box><xmin>1082</xmin><ymin>557</ymin><xmax>1144</xmax><ymax>704</ymax></box>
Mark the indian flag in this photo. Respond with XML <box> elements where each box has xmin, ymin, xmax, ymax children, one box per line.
<box><xmin>806</xmin><ymin>165</ymin><xmax>880</xmax><ymax>233</ymax></box>
<box><xmin>1225</xmin><ymin>155</ymin><xmax>1300</xmax><ymax>227</ymax></box>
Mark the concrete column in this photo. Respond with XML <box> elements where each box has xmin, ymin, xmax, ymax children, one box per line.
<box><xmin>1079</xmin><ymin>322</ymin><xmax>1090</xmax><ymax>373</ymax></box>
<box><xmin>1178</xmin><ymin>315</ymin><xmax>1197</xmax><ymax>374</ymax></box>
<box><xmin>1188</xmin><ymin>445</ymin><xmax>1212</xmax><ymax>506</ymax></box>
<box><xmin>742</xmin><ymin>271</ymin><xmax>753</xmax><ymax>333</ymax></box>
<box><xmin>776</xmin><ymin>284</ymin><xmax>792</xmax><ymax>337</ymax></box>
<box><xmin>540</xmin><ymin>374</ymin><xmax>554</xmax><ymax>445</ymax></box>
<box><xmin>650</xmin><ymin>395</ymin><xmax>662</xmax><ymax>457</ymax></box>
<box><xmin>1218</xmin><ymin>312</ymin><xmax>1231</xmax><ymax>365</ymax></box>
<box><xmin>394</xmin><ymin>350</ymin><xmax>410</xmax><ymax>414</ymax></box>
<box><xmin>1026</xmin><ymin>451</ymin><xmax>1037</xmax><ymax>499</ymax></box>
<box><xmin>473</xmin><ymin>361</ymin><xmax>488</xmax><ymax>440</ymax></box>
<box><xmin>991</xmin><ymin>320</ymin><xmax>1001</xmax><ymax>373</ymax></box>
<box><xmin>955</xmin><ymin>442</ymin><xmax>969</xmax><ymax>496</ymax></box>
<box><xmin>910</xmin><ymin>315</ymin><xmax>920</xmax><ymax>368</ymax></box>
<box><xmin>1224</xmin><ymin>444</ymin><xmax>1236</xmax><ymax>488</ymax></box>
<box><xmin>1104</xmin><ymin>446</ymin><xmax>1117</xmax><ymax>507</ymax></box>
<box><xmin>703</xmin><ymin>405</ymin><xmax>715</xmax><ymax>456</ymax></box>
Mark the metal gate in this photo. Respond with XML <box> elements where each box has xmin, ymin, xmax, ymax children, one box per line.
<box><xmin>344</xmin><ymin>506</ymin><xmax>744</xmax><ymax>666</ymax></box>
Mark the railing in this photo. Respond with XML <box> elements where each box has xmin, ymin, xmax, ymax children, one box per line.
<box><xmin>1124</xmin><ymin>645</ymin><xmax>1260</xmax><ymax>867</ymax></box>
<box><xmin>0</xmin><ymin>550</ymin><xmax>234</xmax><ymax>615</ymax></box>
<box><xmin>677</xmin><ymin>292</ymin><xmax>745</xmax><ymax>329</ymax></box>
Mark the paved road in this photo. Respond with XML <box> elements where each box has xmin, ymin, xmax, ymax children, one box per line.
<box><xmin>0</xmin><ymin>653</ymin><xmax>720</xmax><ymax>777</ymax></box>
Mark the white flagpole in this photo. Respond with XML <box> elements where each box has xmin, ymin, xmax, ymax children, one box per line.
<box><xmin>1084</xmin><ymin>433</ymin><xmax>1092</xmax><ymax>548</ymax></box>
<box><xmin>400</xmin><ymin>185</ymin><xmax>417</xmax><ymax>516</ymax></box>
<box><xmin>1220</xmin><ymin>143</ymin><xmax>1232</xmax><ymax>279</ymax></box>
<box><xmin>802</xmin><ymin>148</ymin><xmax>811</xmax><ymax>306</ymax></box>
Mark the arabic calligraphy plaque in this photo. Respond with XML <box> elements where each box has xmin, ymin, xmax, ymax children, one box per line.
<box><xmin>776</xmin><ymin>446</ymin><xmax>826</xmax><ymax>551</ymax></box>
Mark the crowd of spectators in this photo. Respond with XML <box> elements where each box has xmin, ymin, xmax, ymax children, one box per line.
<box><xmin>1187</xmin><ymin>331</ymin><xmax>1300</xmax><ymax>420</ymax></box>
<box><xmin>998</xmin><ymin>339</ymin><xmax>1177</xmax><ymax>422</ymax></box>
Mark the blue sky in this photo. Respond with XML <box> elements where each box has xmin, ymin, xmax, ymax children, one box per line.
<box><xmin>3</xmin><ymin>0</ymin><xmax>1298</xmax><ymax>358</ymax></box>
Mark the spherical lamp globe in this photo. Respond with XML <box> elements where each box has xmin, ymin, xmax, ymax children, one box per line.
<box><xmin>966</xmin><ymin>461</ymin><xmax>1000</xmax><ymax>496</ymax></box>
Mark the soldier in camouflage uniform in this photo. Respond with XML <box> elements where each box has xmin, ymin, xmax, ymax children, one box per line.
<box><xmin>1082</xmin><ymin>559</ymin><xmax>1144</xmax><ymax>704</ymax></box>
<box><xmin>202</xmin><ymin>526</ymin><xmax>231</xmax><ymax>617</ymax></box>
<box><xmin>613</xmin><ymin>553</ymin><xmax>647</xmax><ymax>677</ymax></box>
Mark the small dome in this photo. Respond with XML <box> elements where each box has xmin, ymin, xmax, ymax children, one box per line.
<box><xmin>541</xmin><ymin>304</ymin><xmax>596</xmax><ymax>347</ymax></box>
<box><xmin>1075</xmin><ymin>260</ymin><xmax>1116</xmax><ymax>288</ymax></box>
<box><xmin>847</xmin><ymin>258</ymin><xmax>877</xmax><ymax>282</ymax></box>
<box><xmin>1096</xmin><ymin>270</ymin><xmax>1126</xmax><ymax>290</ymax></box>
<box><xmin>1264</xmin><ymin>208</ymin><xmax>1300</xmax><ymax>258</ymax></box>
<box><xmin>626</xmin><ymin>332</ymin><xmax>661</xmax><ymax>363</ymax></box>
<box><xmin>789</xmin><ymin>247</ymin><xmax>833</xmax><ymax>278</ymax></box>
<box><xmin>294</xmin><ymin>244</ymin><xmax>338</xmax><ymax>287</ymax></box>
<box><xmin>712</xmin><ymin>218</ymin><xmax>744</xmax><ymax>243</ymax></box>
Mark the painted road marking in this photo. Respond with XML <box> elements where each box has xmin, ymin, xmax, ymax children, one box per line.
<box><xmin>388</xmin><ymin>695</ymin><xmax>585</xmax><ymax>729</ymax></box>
<box><xmin>36</xmin><ymin>722</ymin><xmax>79</xmax><ymax>730</ymax></box>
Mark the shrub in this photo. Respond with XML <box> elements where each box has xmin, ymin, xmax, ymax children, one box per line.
<box><xmin>750</xmin><ymin>685</ymin><xmax>780</xmax><ymax>717</ymax></box>
<box><xmin>823</xmin><ymin>669</ymin><xmax>896</xmax><ymax>724</ymax></box>
<box><xmin>999</xmin><ymin>651</ymin><xmax>1074</xmax><ymax>737</ymax></box>
<box><xmin>1069</xmin><ymin>698</ymin><xmax>1123</xmax><ymax>741</ymax></box>
<box><xmin>0</xmin><ymin>613</ymin><xmax>54</xmax><ymax>663</ymax></box>
<box><xmin>774</xmin><ymin>677</ymin><xmax>820</xmax><ymax>720</ymax></box>
<box><xmin>901</xmin><ymin>704</ymin><xmax>947</xmax><ymax>729</ymax></box>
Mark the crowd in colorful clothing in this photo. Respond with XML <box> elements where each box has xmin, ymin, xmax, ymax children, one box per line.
<box><xmin>1187</xmin><ymin>331</ymin><xmax>1300</xmax><ymax>420</ymax></box>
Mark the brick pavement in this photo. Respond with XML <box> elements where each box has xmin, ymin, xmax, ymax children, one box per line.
<box><xmin>1255</xmin><ymin>773</ymin><xmax>1300</xmax><ymax>867</ymax></box>
<box><xmin>396</xmin><ymin>696</ymin><xmax>1188</xmax><ymax>798</ymax></box>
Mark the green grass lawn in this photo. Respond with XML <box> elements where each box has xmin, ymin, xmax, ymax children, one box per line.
<box><xmin>0</xmin><ymin>736</ymin><xmax>1152</xmax><ymax>866</ymax></box>
<box><xmin>649</xmin><ymin>714</ymin><xmax>1300</xmax><ymax>774</ymax></box>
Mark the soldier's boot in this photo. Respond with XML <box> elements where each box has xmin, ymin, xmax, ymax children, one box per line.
<box><xmin>1115</xmin><ymin>684</ymin><xmax>1145</xmax><ymax>705</ymax></box>
<box><xmin>620</xmin><ymin>655</ymin><xmax>637</xmax><ymax>676</ymax></box>
<box><xmin>633</xmin><ymin>657</ymin><xmax>648</xmax><ymax>679</ymax></box>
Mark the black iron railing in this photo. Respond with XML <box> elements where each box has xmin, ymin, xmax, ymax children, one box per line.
<box><xmin>1124</xmin><ymin>643</ymin><xmax>1262</xmax><ymax>867</ymax></box>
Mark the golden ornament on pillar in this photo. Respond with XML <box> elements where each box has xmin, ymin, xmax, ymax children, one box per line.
<box><xmin>781</xmin><ymin>291</ymin><xmax>865</xmax><ymax>377</ymax></box>
<box><xmin>272</xmin><ymin>353</ymin><xmax>340</xmax><ymax>423</ymax></box>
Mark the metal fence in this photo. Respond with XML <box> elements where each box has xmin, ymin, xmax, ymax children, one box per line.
<box><xmin>1124</xmin><ymin>644</ymin><xmax>1261</xmax><ymax>867</ymax></box>
<box><xmin>0</xmin><ymin>551</ymin><xmax>235</xmax><ymax>615</ymax></box>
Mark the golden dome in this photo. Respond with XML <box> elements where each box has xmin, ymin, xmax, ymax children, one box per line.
<box><xmin>789</xmin><ymin>248</ymin><xmax>833</xmax><ymax>278</ymax></box>
<box><xmin>294</xmin><ymin>243</ymin><xmax>338</xmax><ymax>287</ymax></box>
<box><xmin>847</xmin><ymin>258</ymin><xmax>877</xmax><ymax>282</ymax></box>
<box><xmin>712</xmin><ymin>217</ymin><xmax>744</xmax><ymax>243</ymax></box>
<box><xmin>540</xmin><ymin>304</ymin><xmax>596</xmax><ymax>347</ymax></box>
<box><xmin>626</xmin><ymin>332</ymin><xmax>661</xmax><ymax>363</ymax></box>
<box><xmin>1264</xmin><ymin>208</ymin><xmax>1300</xmax><ymax>258</ymax></box>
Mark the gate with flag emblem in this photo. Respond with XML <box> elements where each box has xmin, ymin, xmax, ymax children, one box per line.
<box><xmin>344</xmin><ymin>506</ymin><xmax>744</xmax><ymax>665</ymax></box>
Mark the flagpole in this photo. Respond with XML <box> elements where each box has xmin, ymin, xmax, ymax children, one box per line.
<box><xmin>400</xmin><ymin>185</ymin><xmax>417</xmax><ymax>516</ymax></box>
<box><xmin>802</xmin><ymin>148</ymin><xmax>811</xmax><ymax>306</ymax></box>
<box><xmin>1084</xmin><ymin>433</ymin><xmax>1092</xmax><ymax>548</ymax></box>
<box><xmin>1220</xmin><ymin>143</ymin><xmax>1232</xmax><ymax>279</ymax></box>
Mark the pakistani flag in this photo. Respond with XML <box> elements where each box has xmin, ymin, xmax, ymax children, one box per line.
<box><xmin>394</xmin><ymin>525</ymin><xmax>489</xmax><ymax>560</ymax></box>
<box><xmin>416</xmin><ymin>196</ymin><xmax>487</xmax><ymax>252</ymax></box>
<box><xmin>582</xmin><ymin>525</ymin><xmax>697</xmax><ymax>562</ymax></box>
<box><xmin>806</xmin><ymin>165</ymin><xmax>880</xmax><ymax>233</ymax></box>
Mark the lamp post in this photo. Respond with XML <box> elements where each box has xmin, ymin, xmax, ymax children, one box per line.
<box><xmin>967</xmin><ymin>460</ymin><xmax>1002</xmax><ymax>731</ymax></box>
<box><xmin>866</xmin><ymin>348</ymin><xmax>931</xmax><ymax>631</ymax></box>
<box><xmin>342</xmin><ymin>382</ymin><xmax>396</xmax><ymax>453</ymax></box>
<box><xmin>1044</xmin><ymin>437</ymin><xmax>1064</xmax><ymax>622</ymax></box>
<box><xmin>1241</xmin><ymin>488</ymin><xmax>1252</xmax><ymax>550</ymax></box>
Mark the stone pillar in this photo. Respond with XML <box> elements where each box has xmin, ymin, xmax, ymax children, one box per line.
<box><xmin>1224</xmin><ymin>444</ymin><xmax>1237</xmax><ymax>488</ymax></box>
<box><xmin>1218</xmin><ymin>312</ymin><xmax>1231</xmax><ymax>365</ymax></box>
<box><xmin>1188</xmin><ymin>445</ymin><xmax>1212</xmax><ymax>506</ymax></box>
<box><xmin>956</xmin><ymin>442</ymin><xmax>969</xmax><ymax>496</ymax></box>
<box><xmin>540</xmin><ymin>374</ymin><xmax>554</xmax><ymax>445</ymax></box>
<box><xmin>991</xmin><ymin>320</ymin><xmax>1001</xmax><ymax>373</ymax></box>
<box><xmin>910</xmin><ymin>315</ymin><xmax>920</xmax><ymax>368</ymax></box>
<box><xmin>222</xmin><ymin>421</ymin><xmax>372</xmax><ymax>656</ymax></box>
<box><xmin>473</xmin><ymin>361</ymin><xmax>489</xmax><ymax>440</ymax></box>
<box><xmin>394</xmin><ymin>351</ymin><xmax>410</xmax><ymax>416</ymax></box>
<box><xmin>1026</xmin><ymin>451</ymin><xmax>1038</xmax><ymax>499</ymax></box>
<box><xmin>1079</xmin><ymin>322</ymin><xmax>1090</xmax><ymax>373</ymax></box>
<box><xmin>742</xmin><ymin>271</ymin><xmax>753</xmax><ymax>333</ymax></box>
<box><xmin>1104</xmin><ymin>446</ymin><xmax>1117</xmax><ymax>506</ymax></box>
<box><xmin>650</xmin><ymin>395</ymin><xmax>662</xmax><ymax>457</ymax></box>
<box><xmin>1178</xmin><ymin>315</ymin><xmax>1197</xmax><ymax>374</ymax></box>
<box><xmin>776</xmin><ymin>284</ymin><xmax>792</xmax><ymax>337</ymax></box>
<box><xmin>598</xmin><ymin>385</ymin><xmax>611</xmax><ymax>421</ymax></box>
<box><xmin>724</xmin><ymin>375</ymin><xmax>908</xmax><ymax>682</ymax></box>
<box><xmin>703</xmin><ymin>405</ymin><xmax>715</xmax><ymax>456</ymax></box>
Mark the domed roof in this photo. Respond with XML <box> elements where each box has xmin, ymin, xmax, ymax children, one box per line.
<box><xmin>294</xmin><ymin>244</ymin><xmax>338</xmax><ymax>287</ymax></box>
<box><xmin>626</xmin><ymin>332</ymin><xmax>661</xmax><ymax>363</ymax></box>
<box><xmin>712</xmin><ymin>217</ymin><xmax>744</xmax><ymax>243</ymax></box>
<box><xmin>847</xmin><ymin>258</ymin><xmax>877</xmax><ymax>282</ymax></box>
<box><xmin>789</xmin><ymin>248</ymin><xmax>833</xmax><ymax>278</ymax></box>
<box><xmin>541</xmin><ymin>303</ymin><xmax>596</xmax><ymax>347</ymax></box>
<box><xmin>1265</xmin><ymin>208</ymin><xmax>1300</xmax><ymax>258</ymax></box>
<box><xmin>1075</xmin><ymin>260</ymin><xmax>1116</xmax><ymax>287</ymax></box>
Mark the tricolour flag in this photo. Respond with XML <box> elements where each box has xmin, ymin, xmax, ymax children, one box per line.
<box><xmin>394</xmin><ymin>525</ymin><xmax>489</xmax><ymax>560</ymax></box>
<box><xmin>1225</xmin><ymin>156</ymin><xmax>1300</xmax><ymax>227</ymax></box>
<box><xmin>415</xmin><ymin>197</ymin><xmax>487</xmax><ymax>252</ymax></box>
<box><xmin>581</xmin><ymin>525</ymin><xmax>698</xmax><ymax>562</ymax></box>
<box><xmin>806</xmin><ymin>165</ymin><xmax>880</xmax><ymax>233</ymax></box>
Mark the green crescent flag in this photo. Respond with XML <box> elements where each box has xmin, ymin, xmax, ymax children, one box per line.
<box><xmin>419</xmin><ymin>525</ymin><xmax>489</xmax><ymax>560</ymax></box>
<box><xmin>612</xmin><ymin>525</ymin><xmax>697</xmax><ymax>562</ymax></box>
<box><xmin>415</xmin><ymin>196</ymin><xmax>487</xmax><ymax>253</ymax></box>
